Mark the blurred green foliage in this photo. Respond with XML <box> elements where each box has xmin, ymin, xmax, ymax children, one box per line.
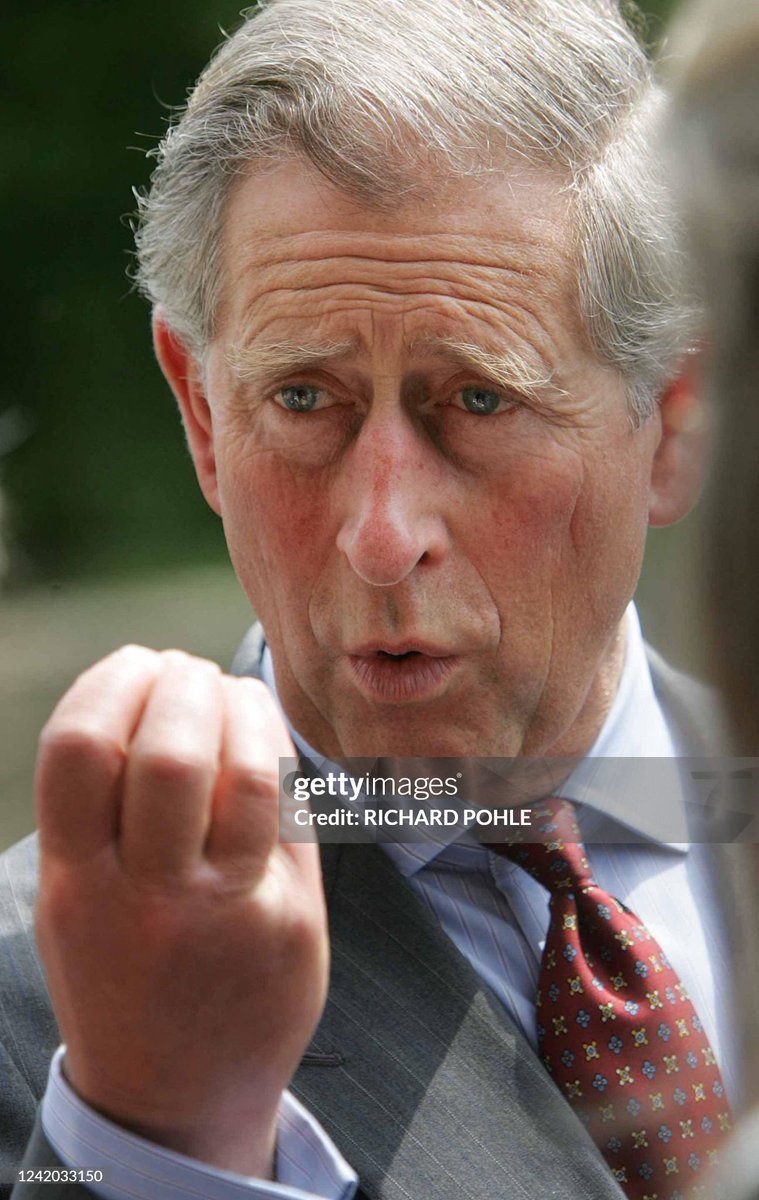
<box><xmin>1</xmin><ymin>0</ymin><xmax>678</xmax><ymax>585</ymax></box>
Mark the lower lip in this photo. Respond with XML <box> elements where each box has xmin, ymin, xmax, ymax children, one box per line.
<box><xmin>348</xmin><ymin>654</ymin><xmax>459</xmax><ymax>703</ymax></box>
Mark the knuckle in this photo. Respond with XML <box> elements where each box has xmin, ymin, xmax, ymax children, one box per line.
<box><xmin>229</xmin><ymin>678</ymin><xmax>293</xmax><ymax>747</ymax></box>
<box><xmin>113</xmin><ymin>643</ymin><xmax>159</xmax><ymax>661</ymax></box>
<box><xmin>119</xmin><ymin>858</ymin><xmax>195</xmax><ymax>896</ymax></box>
<box><xmin>159</xmin><ymin>648</ymin><xmax>193</xmax><ymax>663</ymax></box>
<box><xmin>234</xmin><ymin>676</ymin><xmax>270</xmax><ymax>695</ymax></box>
<box><xmin>132</xmin><ymin>747</ymin><xmax>215</xmax><ymax>789</ymax></box>
<box><xmin>233</xmin><ymin>677</ymin><xmax>274</xmax><ymax>705</ymax></box>
<box><xmin>79</xmin><ymin>644</ymin><xmax>158</xmax><ymax>680</ymax></box>
<box><xmin>224</xmin><ymin>760</ymin><xmax>279</xmax><ymax>799</ymax></box>
<box><xmin>38</xmin><ymin>722</ymin><xmax>124</xmax><ymax>775</ymax></box>
<box><xmin>160</xmin><ymin>648</ymin><xmax>220</xmax><ymax>674</ymax></box>
<box><xmin>280</xmin><ymin>905</ymin><xmax>326</xmax><ymax>961</ymax></box>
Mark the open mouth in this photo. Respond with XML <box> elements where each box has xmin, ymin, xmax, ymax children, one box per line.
<box><xmin>376</xmin><ymin>649</ymin><xmax>423</xmax><ymax>661</ymax></box>
<box><xmin>348</xmin><ymin>648</ymin><xmax>458</xmax><ymax>702</ymax></box>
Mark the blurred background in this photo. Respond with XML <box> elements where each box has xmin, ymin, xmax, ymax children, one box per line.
<box><xmin>0</xmin><ymin>0</ymin><xmax>694</xmax><ymax>851</ymax></box>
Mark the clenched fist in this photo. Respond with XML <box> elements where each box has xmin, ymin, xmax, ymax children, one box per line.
<box><xmin>34</xmin><ymin>645</ymin><xmax>329</xmax><ymax>1178</ymax></box>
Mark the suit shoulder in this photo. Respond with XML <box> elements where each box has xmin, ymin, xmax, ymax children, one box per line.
<box><xmin>645</xmin><ymin>643</ymin><xmax>727</xmax><ymax>756</ymax></box>
<box><xmin>0</xmin><ymin>833</ymin><xmax>58</xmax><ymax>1100</ymax></box>
<box><xmin>0</xmin><ymin>834</ymin><xmax>40</xmax><ymax>937</ymax></box>
<box><xmin>0</xmin><ymin>834</ymin><xmax>59</xmax><ymax>1189</ymax></box>
<box><xmin>230</xmin><ymin>622</ymin><xmax>265</xmax><ymax>679</ymax></box>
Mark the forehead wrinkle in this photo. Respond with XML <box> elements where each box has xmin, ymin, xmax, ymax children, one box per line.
<box><xmin>231</xmin><ymin>222</ymin><xmax>569</xmax><ymax>270</ymax></box>
<box><xmin>225</xmin><ymin>224</ymin><xmax>574</xmax><ymax>310</ymax></box>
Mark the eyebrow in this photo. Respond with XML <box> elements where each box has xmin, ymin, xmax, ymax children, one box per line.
<box><xmin>227</xmin><ymin>338</ymin><xmax>360</xmax><ymax>383</ymax></box>
<box><xmin>411</xmin><ymin>336</ymin><xmax>564</xmax><ymax>404</ymax></box>
<box><xmin>226</xmin><ymin>334</ymin><xmax>564</xmax><ymax>406</ymax></box>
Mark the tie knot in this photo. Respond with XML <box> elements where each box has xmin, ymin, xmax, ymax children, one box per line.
<box><xmin>494</xmin><ymin>797</ymin><xmax>595</xmax><ymax>893</ymax></box>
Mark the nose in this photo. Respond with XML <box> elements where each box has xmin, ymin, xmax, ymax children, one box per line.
<box><xmin>335</xmin><ymin>414</ymin><xmax>449</xmax><ymax>587</ymax></box>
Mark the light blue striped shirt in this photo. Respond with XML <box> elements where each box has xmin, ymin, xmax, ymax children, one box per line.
<box><xmin>41</xmin><ymin>605</ymin><xmax>735</xmax><ymax>1200</ymax></box>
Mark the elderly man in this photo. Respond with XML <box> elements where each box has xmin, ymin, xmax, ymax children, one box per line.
<box><xmin>0</xmin><ymin>1</ymin><xmax>737</xmax><ymax>1198</ymax></box>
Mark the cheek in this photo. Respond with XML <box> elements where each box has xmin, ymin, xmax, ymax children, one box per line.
<box><xmin>466</xmin><ymin>449</ymin><xmax>583</xmax><ymax>595</ymax></box>
<box><xmin>562</xmin><ymin>450</ymin><xmax>654</xmax><ymax>639</ymax></box>
<box><xmin>216</xmin><ymin>445</ymin><xmax>334</xmax><ymax>615</ymax></box>
<box><xmin>466</xmin><ymin>441</ymin><xmax>651</xmax><ymax>634</ymax></box>
<box><xmin>574</xmin><ymin>450</ymin><xmax>653</xmax><ymax>564</ymax></box>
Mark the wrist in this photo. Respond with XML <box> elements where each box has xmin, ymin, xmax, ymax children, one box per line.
<box><xmin>61</xmin><ymin>1052</ymin><xmax>284</xmax><ymax>1179</ymax></box>
<box><xmin>120</xmin><ymin>1111</ymin><xmax>280</xmax><ymax>1179</ymax></box>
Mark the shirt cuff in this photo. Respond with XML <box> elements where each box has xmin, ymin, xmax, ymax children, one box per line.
<box><xmin>40</xmin><ymin>1047</ymin><xmax>357</xmax><ymax>1200</ymax></box>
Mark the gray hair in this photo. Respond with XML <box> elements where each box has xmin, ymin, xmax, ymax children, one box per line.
<box><xmin>135</xmin><ymin>0</ymin><xmax>696</xmax><ymax>424</ymax></box>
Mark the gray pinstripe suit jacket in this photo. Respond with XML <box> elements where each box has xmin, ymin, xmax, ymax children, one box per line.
<box><xmin>0</xmin><ymin>627</ymin><xmax>731</xmax><ymax>1200</ymax></box>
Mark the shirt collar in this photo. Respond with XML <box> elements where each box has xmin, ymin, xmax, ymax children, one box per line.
<box><xmin>261</xmin><ymin>602</ymin><xmax>689</xmax><ymax>877</ymax></box>
<box><xmin>560</xmin><ymin>604</ymin><xmax>689</xmax><ymax>851</ymax></box>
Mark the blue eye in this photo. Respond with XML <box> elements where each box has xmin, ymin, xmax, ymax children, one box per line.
<box><xmin>278</xmin><ymin>385</ymin><xmax>322</xmax><ymax>412</ymax></box>
<box><xmin>460</xmin><ymin>387</ymin><xmax>507</xmax><ymax>415</ymax></box>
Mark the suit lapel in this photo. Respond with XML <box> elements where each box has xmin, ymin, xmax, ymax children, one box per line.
<box><xmin>294</xmin><ymin>842</ymin><xmax>624</xmax><ymax>1200</ymax></box>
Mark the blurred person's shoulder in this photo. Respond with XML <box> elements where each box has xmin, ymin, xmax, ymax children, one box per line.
<box><xmin>711</xmin><ymin>1105</ymin><xmax>759</xmax><ymax>1200</ymax></box>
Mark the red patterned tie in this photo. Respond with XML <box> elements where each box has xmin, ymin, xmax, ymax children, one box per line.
<box><xmin>491</xmin><ymin>797</ymin><xmax>732</xmax><ymax>1200</ymax></box>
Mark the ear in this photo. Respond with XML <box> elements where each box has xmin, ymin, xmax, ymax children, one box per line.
<box><xmin>152</xmin><ymin>308</ymin><xmax>221</xmax><ymax>515</ymax></box>
<box><xmin>648</xmin><ymin>351</ymin><xmax>710</xmax><ymax>528</ymax></box>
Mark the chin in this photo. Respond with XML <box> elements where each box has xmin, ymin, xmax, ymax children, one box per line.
<box><xmin>332</xmin><ymin>721</ymin><xmax>517</xmax><ymax>760</ymax></box>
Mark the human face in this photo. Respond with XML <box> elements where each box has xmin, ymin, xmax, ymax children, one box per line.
<box><xmin>166</xmin><ymin>159</ymin><xmax>671</xmax><ymax>759</ymax></box>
